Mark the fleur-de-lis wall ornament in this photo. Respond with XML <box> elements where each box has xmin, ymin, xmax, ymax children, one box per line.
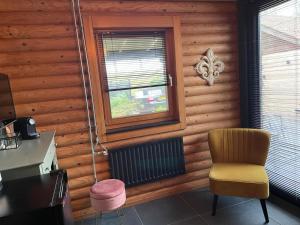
<box><xmin>194</xmin><ymin>48</ymin><xmax>225</xmax><ymax>86</ymax></box>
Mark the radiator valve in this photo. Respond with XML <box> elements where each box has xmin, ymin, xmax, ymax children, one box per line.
<box><xmin>95</xmin><ymin>144</ymin><xmax>108</xmax><ymax>156</ymax></box>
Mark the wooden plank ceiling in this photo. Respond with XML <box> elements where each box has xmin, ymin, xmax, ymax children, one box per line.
<box><xmin>0</xmin><ymin>0</ymin><xmax>240</xmax><ymax>219</ymax></box>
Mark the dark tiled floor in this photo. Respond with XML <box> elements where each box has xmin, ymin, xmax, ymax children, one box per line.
<box><xmin>76</xmin><ymin>188</ymin><xmax>300</xmax><ymax>225</ymax></box>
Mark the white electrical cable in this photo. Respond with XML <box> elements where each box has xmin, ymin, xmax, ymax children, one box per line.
<box><xmin>70</xmin><ymin>0</ymin><xmax>98</xmax><ymax>183</ymax></box>
<box><xmin>75</xmin><ymin>0</ymin><xmax>99</xmax><ymax>141</ymax></box>
<box><xmin>74</xmin><ymin>0</ymin><xmax>109</xmax><ymax>156</ymax></box>
<box><xmin>74</xmin><ymin>1</ymin><xmax>110</xmax><ymax>157</ymax></box>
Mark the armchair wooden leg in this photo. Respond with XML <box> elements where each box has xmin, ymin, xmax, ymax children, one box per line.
<box><xmin>212</xmin><ymin>194</ymin><xmax>219</xmax><ymax>216</ymax></box>
<box><xmin>260</xmin><ymin>199</ymin><xmax>269</xmax><ymax>223</ymax></box>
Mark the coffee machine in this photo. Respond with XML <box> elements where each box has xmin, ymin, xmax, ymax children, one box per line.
<box><xmin>0</xmin><ymin>74</ymin><xmax>39</xmax><ymax>149</ymax></box>
<box><xmin>14</xmin><ymin>117</ymin><xmax>39</xmax><ymax>140</ymax></box>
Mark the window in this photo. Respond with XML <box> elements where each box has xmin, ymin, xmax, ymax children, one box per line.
<box><xmin>96</xmin><ymin>30</ymin><xmax>175</xmax><ymax>128</ymax></box>
<box><xmin>258</xmin><ymin>0</ymin><xmax>300</xmax><ymax>204</ymax></box>
<box><xmin>83</xmin><ymin>16</ymin><xmax>186</xmax><ymax>142</ymax></box>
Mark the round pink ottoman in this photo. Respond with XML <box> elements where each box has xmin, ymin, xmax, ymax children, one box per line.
<box><xmin>90</xmin><ymin>179</ymin><xmax>126</xmax><ymax>212</ymax></box>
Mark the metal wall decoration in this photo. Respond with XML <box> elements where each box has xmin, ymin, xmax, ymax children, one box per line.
<box><xmin>194</xmin><ymin>48</ymin><xmax>225</xmax><ymax>86</ymax></box>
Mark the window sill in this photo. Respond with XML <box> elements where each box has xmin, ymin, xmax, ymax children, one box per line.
<box><xmin>101</xmin><ymin>120</ymin><xmax>186</xmax><ymax>143</ymax></box>
<box><xmin>106</xmin><ymin>120</ymin><xmax>179</xmax><ymax>134</ymax></box>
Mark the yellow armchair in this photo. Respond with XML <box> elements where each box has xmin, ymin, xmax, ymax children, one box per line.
<box><xmin>208</xmin><ymin>128</ymin><xmax>271</xmax><ymax>223</ymax></box>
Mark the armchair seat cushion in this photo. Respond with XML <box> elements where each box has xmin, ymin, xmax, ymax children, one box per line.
<box><xmin>209</xmin><ymin>163</ymin><xmax>269</xmax><ymax>199</ymax></box>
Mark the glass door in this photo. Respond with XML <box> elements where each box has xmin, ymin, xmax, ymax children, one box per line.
<box><xmin>259</xmin><ymin>0</ymin><xmax>300</xmax><ymax>203</ymax></box>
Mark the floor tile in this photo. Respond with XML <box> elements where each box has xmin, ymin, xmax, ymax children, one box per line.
<box><xmin>74</xmin><ymin>189</ymin><xmax>300</xmax><ymax>225</ymax></box>
<box><xmin>267</xmin><ymin>195</ymin><xmax>300</xmax><ymax>225</ymax></box>
<box><xmin>180</xmin><ymin>188</ymin><xmax>249</xmax><ymax>215</ymax></box>
<box><xmin>201</xmin><ymin>200</ymin><xmax>280</xmax><ymax>225</ymax></box>
<box><xmin>77</xmin><ymin>207</ymin><xmax>142</xmax><ymax>225</ymax></box>
<box><xmin>135</xmin><ymin>195</ymin><xmax>196</xmax><ymax>225</ymax></box>
<box><xmin>168</xmin><ymin>216</ymin><xmax>208</xmax><ymax>225</ymax></box>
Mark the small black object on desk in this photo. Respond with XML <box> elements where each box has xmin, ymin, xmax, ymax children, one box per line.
<box><xmin>14</xmin><ymin>117</ymin><xmax>40</xmax><ymax>140</ymax></box>
<box><xmin>0</xmin><ymin>170</ymin><xmax>73</xmax><ymax>225</ymax></box>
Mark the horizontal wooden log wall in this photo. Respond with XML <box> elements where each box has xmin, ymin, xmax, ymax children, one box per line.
<box><xmin>0</xmin><ymin>0</ymin><xmax>240</xmax><ymax>220</ymax></box>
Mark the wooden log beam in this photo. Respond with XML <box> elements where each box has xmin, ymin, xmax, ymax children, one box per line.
<box><xmin>10</xmin><ymin>75</ymin><xmax>82</xmax><ymax>91</ymax></box>
<box><xmin>184</xmin><ymin>73</ymin><xmax>238</xmax><ymax>87</ymax></box>
<box><xmin>183</xmin><ymin>64</ymin><xmax>236</xmax><ymax>76</ymax></box>
<box><xmin>1</xmin><ymin>63</ymin><xmax>81</xmax><ymax>78</ymax></box>
<box><xmin>186</xmin><ymin>110</ymin><xmax>240</xmax><ymax>126</ymax></box>
<box><xmin>186</xmin><ymin>100</ymin><xmax>240</xmax><ymax>116</ymax></box>
<box><xmin>183</xmin><ymin>42</ymin><xmax>237</xmax><ymax>56</ymax></box>
<box><xmin>183</xmin><ymin>132</ymin><xmax>208</xmax><ymax>145</ymax></box>
<box><xmin>34</xmin><ymin>110</ymin><xmax>87</xmax><ymax>127</ymax></box>
<box><xmin>67</xmin><ymin>163</ymin><xmax>110</xmax><ymax>180</ymax></box>
<box><xmin>184</xmin><ymin>142</ymin><xmax>209</xmax><ymax>155</ymax></box>
<box><xmin>70</xmin><ymin>186</ymin><xmax>91</xmax><ymax>201</ymax></box>
<box><xmin>185</xmin><ymin>82</ymin><xmax>239</xmax><ymax>97</ymax></box>
<box><xmin>14</xmin><ymin>98</ymin><xmax>86</xmax><ymax>116</ymax></box>
<box><xmin>185</xmin><ymin>90</ymin><xmax>240</xmax><ymax>106</ymax></box>
<box><xmin>181</xmin><ymin>13</ymin><xmax>236</xmax><ymax>24</ymax></box>
<box><xmin>38</xmin><ymin>120</ymin><xmax>89</xmax><ymax>136</ymax></box>
<box><xmin>186</xmin><ymin>159</ymin><xmax>212</xmax><ymax>172</ymax></box>
<box><xmin>184</xmin><ymin>144</ymin><xmax>211</xmax><ymax>155</ymax></box>
<box><xmin>56</xmin><ymin>143</ymin><xmax>92</xmax><ymax>159</ymax></box>
<box><xmin>71</xmin><ymin>198</ymin><xmax>91</xmax><ymax>212</ymax></box>
<box><xmin>80</xmin><ymin>1</ymin><xmax>237</xmax><ymax>13</ymax></box>
<box><xmin>182</xmin><ymin>52</ymin><xmax>237</xmax><ymax>66</ymax></box>
<box><xmin>0</xmin><ymin>25</ymin><xmax>75</xmax><ymax>39</ymax></box>
<box><xmin>0</xmin><ymin>50</ymin><xmax>79</xmax><ymax>67</ymax></box>
<box><xmin>68</xmin><ymin>172</ymin><xmax>111</xmax><ymax>191</ymax></box>
<box><xmin>59</xmin><ymin>154</ymin><xmax>109</xmax><ymax>170</ymax></box>
<box><xmin>12</xmin><ymin>86</ymin><xmax>85</xmax><ymax>104</ymax></box>
<box><xmin>0</xmin><ymin>37</ymin><xmax>77</xmax><ymax>52</ymax></box>
<box><xmin>185</xmin><ymin>151</ymin><xmax>211</xmax><ymax>163</ymax></box>
<box><xmin>55</xmin><ymin>132</ymin><xmax>90</xmax><ymax>148</ymax></box>
<box><xmin>182</xmin><ymin>24</ymin><xmax>236</xmax><ymax>35</ymax></box>
<box><xmin>183</xmin><ymin>118</ymin><xmax>240</xmax><ymax>137</ymax></box>
<box><xmin>0</xmin><ymin>0</ymin><xmax>70</xmax><ymax>12</ymax></box>
<box><xmin>69</xmin><ymin>175</ymin><xmax>94</xmax><ymax>191</ymax></box>
<box><xmin>0</xmin><ymin>12</ymin><xmax>73</xmax><ymax>25</ymax></box>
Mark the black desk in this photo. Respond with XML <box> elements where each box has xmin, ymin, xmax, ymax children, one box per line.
<box><xmin>0</xmin><ymin>170</ymin><xmax>73</xmax><ymax>225</ymax></box>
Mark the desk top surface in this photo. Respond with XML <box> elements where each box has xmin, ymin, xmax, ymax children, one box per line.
<box><xmin>0</xmin><ymin>131</ymin><xmax>55</xmax><ymax>171</ymax></box>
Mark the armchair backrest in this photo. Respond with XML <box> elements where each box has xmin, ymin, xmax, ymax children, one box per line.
<box><xmin>208</xmin><ymin>128</ymin><xmax>270</xmax><ymax>165</ymax></box>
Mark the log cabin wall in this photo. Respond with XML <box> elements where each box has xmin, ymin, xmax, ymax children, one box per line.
<box><xmin>0</xmin><ymin>0</ymin><xmax>240</xmax><ymax>219</ymax></box>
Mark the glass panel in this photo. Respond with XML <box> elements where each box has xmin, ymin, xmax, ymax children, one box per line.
<box><xmin>101</xmin><ymin>31</ymin><xmax>168</xmax><ymax>91</ymax></box>
<box><xmin>260</xmin><ymin>0</ymin><xmax>300</xmax><ymax>200</ymax></box>
<box><xmin>109</xmin><ymin>86</ymin><xmax>169</xmax><ymax>118</ymax></box>
<box><xmin>98</xmin><ymin>31</ymin><xmax>170</xmax><ymax>119</ymax></box>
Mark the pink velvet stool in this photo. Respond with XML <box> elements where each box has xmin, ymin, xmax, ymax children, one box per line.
<box><xmin>90</xmin><ymin>179</ymin><xmax>126</xmax><ymax>225</ymax></box>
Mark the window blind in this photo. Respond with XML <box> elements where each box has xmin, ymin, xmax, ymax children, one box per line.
<box><xmin>259</xmin><ymin>0</ymin><xmax>300</xmax><ymax>204</ymax></box>
<box><xmin>257</xmin><ymin>0</ymin><xmax>291</xmax><ymax>11</ymax></box>
<box><xmin>95</xmin><ymin>31</ymin><xmax>169</xmax><ymax>92</ymax></box>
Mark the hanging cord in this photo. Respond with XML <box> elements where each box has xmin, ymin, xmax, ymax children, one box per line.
<box><xmin>71</xmin><ymin>0</ymin><xmax>108</xmax><ymax>183</ymax></box>
<box><xmin>74</xmin><ymin>0</ymin><xmax>109</xmax><ymax>156</ymax></box>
